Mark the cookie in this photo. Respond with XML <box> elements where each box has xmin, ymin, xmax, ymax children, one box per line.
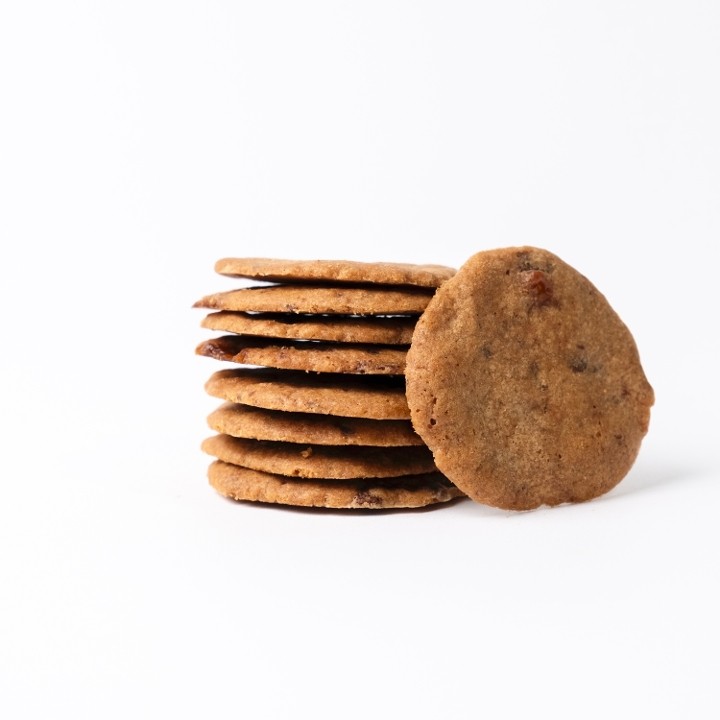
<box><xmin>214</xmin><ymin>257</ymin><xmax>455</xmax><ymax>288</ymax></box>
<box><xmin>193</xmin><ymin>285</ymin><xmax>434</xmax><ymax>315</ymax></box>
<box><xmin>201</xmin><ymin>311</ymin><xmax>416</xmax><ymax>345</ymax></box>
<box><xmin>208</xmin><ymin>460</ymin><xmax>463</xmax><ymax>509</ymax></box>
<box><xmin>202</xmin><ymin>434</ymin><xmax>436</xmax><ymax>479</ymax></box>
<box><xmin>196</xmin><ymin>336</ymin><xmax>407</xmax><ymax>375</ymax></box>
<box><xmin>208</xmin><ymin>403</ymin><xmax>423</xmax><ymax>446</ymax></box>
<box><xmin>405</xmin><ymin>246</ymin><xmax>654</xmax><ymax>510</ymax></box>
<box><xmin>205</xmin><ymin>368</ymin><xmax>410</xmax><ymax>419</ymax></box>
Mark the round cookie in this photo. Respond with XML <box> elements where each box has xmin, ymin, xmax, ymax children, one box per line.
<box><xmin>196</xmin><ymin>336</ymin><xmax>407</xmax><ymax>375</ymax></box>
<box><xmin>201</xmin><ymin>311</ymin><xmax>416</xmax><ymax>345</ymax></box>
<box><xmin>193</xmin><ymin>285</ymin><xmax>433</xmax><ymax>315</ymax></box>
<box><xmin>202</xmin><ymin>434</ymin><xmax>436</xmax><ymax>479</ymax></box>
<box><xmin>208</xmin><ymin>460</ymin><xmax>463</xmax><ymax>509</ymax></box>
<box><xmin>214</xmin><ymin>257</ymin><xmax>455</xmax><ymax>288</ymax></box>
<box><xmin>205</xmin><ymin>368</ymin><xmax>410</xmax><ymax>419</ymax></box>
<box><xmin>405</xmin><ymin>246</ymin><xmax>654</xmax><ymax>510</ymax></box>
<box><xmin>208</xmin><ymin>403</ymin><xmax>423</xmax><ymax>446</ymax></box>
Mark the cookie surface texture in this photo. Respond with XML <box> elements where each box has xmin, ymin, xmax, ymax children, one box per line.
<box><xmin>208</xmin><ymin>403</ymin><xmax>423</xmax><ymax>446</ymax></box>
<box><xmin>405</xmin><ymin>246</ymin><xmax>654</xmax><ymax>510</ymax></box>
<box><xmin>214</xmin><ymin>258</ymin><xmax>455</xmax><ymax>288</ymax></box>
<box><xmin>208</xmin><ymin>460</ymin><xmax>463</xmax><ymax>509</ymax></box>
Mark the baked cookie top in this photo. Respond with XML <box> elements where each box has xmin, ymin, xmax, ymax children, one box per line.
<box><xmin>201</xmin><ymin>311</ymin><xmax>416</xmax><ymax>345</ymax></box>
<box><xmin>405</xmin><ymin>246</ymin><xmax>654</xmax><ymax>510</ymax></box>
<box><xmin>196</xmin><ymin>335</ymin><xmax>407</xmax><ymax>375</ymax></box>
<box><xmin>193</xmin><ymin>285</ymin><xmax>434</xmax><ymax>315</ymax></box>
<box><xmin>208</xmin><ymin>403</ymin><xmax>423</xmax><ymax>446</ymax></box>
<box><xmin>214</xmin><ymin>257</ymin><xmax>455</xmax><ymax>288</ymax></box>
<box><xmin>208</xmin><ymin>460</ymin><xmax>463</xmax><ymax>509</ymax></box>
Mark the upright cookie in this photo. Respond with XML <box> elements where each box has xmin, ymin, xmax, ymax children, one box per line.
<box><xmin>208</xmin><ymin>403</ymin><xmax>423</xmax><ymax>446</ymax></box>
<box><xmin>205</xmin><ymin>368</ymin><xmax>410</xmax><ymax>419</ymax></box>
<box><xmin>208</xmin><ymin>460</ymin><xmax>463</xmax><ymax>509</ymax></box>
<box><xmin>201</xmin><ymin>311</ymin><xmax>417</xmax><ymax>345</ymax></box>
<box><xmin>214</xmin><ymin>258</ymin><xmax>455</xmax><ymax>288</ymax></box>
<box><xmin>405</xmin><ymin>246</ymin><xmax>654</xmax><ymax>510</ymax></box>
<box><xmin>196</xmin><ymin>336</ymin><xmax>407</xmax><ymax>375</ymax></box>
<box><xmin>201</xmin><ymin>434</ymin><xmax>436</xmax><ymax>479</ymax></box>
<box><xmin>193</xmin><ymin>285</ymin><xmax>434</xmax><ymax>315</ymax></box>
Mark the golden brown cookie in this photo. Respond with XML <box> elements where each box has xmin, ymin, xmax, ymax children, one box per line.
<box><xmin>208</xmin><ymin>403</ymin><xmax>423</xmax><ymax>446</ymax></box>
<box><xmin>214</xmin><ymin>257</ymin><xmax>455</xmax><ymax>288</ymax></box>
<box><xmin>202</xmin><ymin>434</ymin><xmax>436</xmax><ymax>479</ymax></box>
<box><xmin>205</xmin><ymin>368</ymin><xmax>410</xmax><ymax>419</ymax></box>
<box><xmin>193</xmin><ymin>285</ymin><xmax>434</xmax><ymax>315</ymax></box>
<box><xmin>201</xmin><ymin>311</ymin><xmax>417</xmax><ymax>345</ymax></box>
<box><xmin>196</xmin><ymin>336</ymin><xmax>407</xmax><ymax>375</ymax></box>
<box><xmin>208</xmin><ymin>460</ymin><xmax>463</xmax><ymax>509</ymax></box>
<box><xmin>405</xmin><ymin>246</ymin><xmax>654</xmax><ymax>511</ymax></box>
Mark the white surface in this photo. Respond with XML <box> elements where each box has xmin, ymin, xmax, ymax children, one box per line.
<box><xmin>1</xmin><ymin>2</ymin><xmax>718</xmax><ymax>718</ymax></box>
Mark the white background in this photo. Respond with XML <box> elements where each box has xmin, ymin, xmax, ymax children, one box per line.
<box><xmin>1</xmin><ymin>2</ymin><xmax>718</xmax><ymax>718</ymax></box>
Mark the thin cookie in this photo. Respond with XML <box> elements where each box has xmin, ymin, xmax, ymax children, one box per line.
<box><xmin>208</xmin><ymin>403</ymin><xmax>423</xmax><ymax>446</ymax></box>
<box><xmin>205</xmin><ymin>368</ymin><xmax>410</xmax><ymax>419</ymax></box>
<box><xmin>196</xmin><ymin>336</ymin><xmax>407</xmax><ymax>375</ymax></box>
<box><xmin>213</xmin><ymin>257</ymin><xmax>455</xmax><ymax>288</ymax></box>
<box><xmin>202</xmin><ymin>434</ymin><xmax>436</xmax><ymax>479</ymax></box>
<box><xmin>201</xmin><ymin>311</ymin><xmax>417</xmax><ymax>345</ymax></box>
<box><xmin>208</xmin><ymin>460</ymin><xmax>463</xmax><ymax>509</ymax></box>
<box><xmin>193</xmin><ymin>285</ymin><xmax>434</xmax><ymax>315</ymax></box>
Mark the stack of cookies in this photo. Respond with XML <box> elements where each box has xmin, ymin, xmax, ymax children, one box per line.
<box><xmin>194</xmin><ymin>258</ymin><xmax>464</xmax><ymax>510</ymax></box>
<box><xmin>196</xmin><ymin>249</ymin><xmax>655</xmax><ymax>512</ymax></box>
